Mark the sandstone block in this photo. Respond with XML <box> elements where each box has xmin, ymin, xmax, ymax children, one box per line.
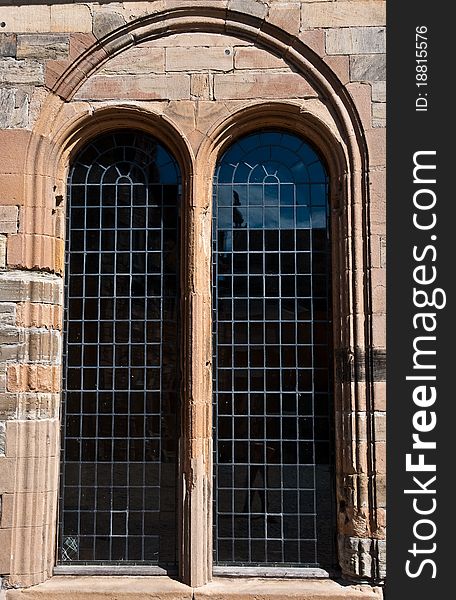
<box><xmin>0</xmin><ymin>457</ymin><xmax>16</xmax><ymax>493</ymax></box>
<box><xmin>0</xmin><ymin>58</ymin><xmax>44</xmax><ymax>86</ymax></box>
<box><xmin>7</xmin><ymin>365</ymin><xmax>61</xmax><ymax>394</ymax></box>
<box><xmin>50</xmin><ymin>5</ymin><xmax>92</xmax><ymax>34</ymax></box>
<box><xmin>75</xmin><ymin>74</ymin><xmax>191</xmax><ymax>101</ymax></box>
<box><xmin>100</xmin><ymin>47</ymin><xmax>165</xmax><ymax>75</ymax></box>
<box><xmin>5</xmin><ymin>419</ymin><xmax>60</xmax><ymax>459</ymax></box>
<box><xmin>214</xmin><ymin>72</ymin><xmax>317</xmax><ymax>99</ymax></box>
<box><xmin>0</xmin><ymin>420</ymin><xmax>5</xmax><ymax>455</ymax></box>
<box><xmin>25</xmin><ymin>330</ymin><xmax>61</xmax><ymax>364</ymax></box>
<box><xmin>16</xmin><ymin>303</ymin><xmax>62</xmax><ymax>330</ymax></box>
<box><xmin>228</xmin><ymin>0</ymin><xmax>269</xmax><ymax>19</ymax></box>
<box><xmin>372</xmin><ymin>81</ymin><xmax>386</xmax><ymax>102</ymax></box>
<box><xmin>366</xmin><ymin>128</ymin><xmax>386</xmax><ymax>168</ymax></box>
<box><xmin>0</xmin><ymin>304</ymin><xmax>15</xmax><ymax>326</ymax></box>
<box><xmin>18</xmin><ymin>206</ymin><xmax>55</xmax><ymax>237</ymax></box>
<box><xmin>234</xmin><ymin>47</ymin><xmax>286</xmax><ymax>70</ymax></box>
<box><xmin>0</xmin><ymin>273</ymin><xmax>62</xmax><ymax>305</ymax></box>
<box><xmin>298</xmin><ymin>29</ymin><xmax>326</xmax><ymax>57</ymax></box>
<box><xmin>7</xmin><ymin>234</ymin><xmax>64</xmax><ymax>274</ymax></box>
<box><xmin>373</xmin><ymin>102</ymin><xmax>386</xmax><ymax>128</ymax></box>
<box><xmin>301</xmin><ymin>2</ymin><xmax>386</xmax><ymax>29</ymax></box>
<box><xmin>0</xmin><ymin>392</ymin><xmax>60</xmax><ymax>421</ymax></box>
<box><xmin>268</xmin><ymin>3</ymin><xmax>301</xmax><ymax>36</ymax></box>
<box><xmin>346</xmin><ymin>82</ymin><xmax>372</xmax><ymax>129</ymax></box>
<box><xmin>324</xmin><ymin>55</ymin><xmax>350</xmax><ymax>85</ymax></box>
<box><xmin>191</xmin><ymin>73</ymin><xmax>213</xmax><ymax>100</ymax></box>
<box><xmin>142</xmin><ymin>32</ymin><xmax>251</xmax><ymax>48</ymax></box>
<box><xmin>0</xmin><ymin>325</ymin><xmax>20</xmax><ymax>346</ymax></box>
<box><xmin>0</xmin><ymin>207</ymin><xmax>18</xmax><ymax>235</ymax></box>
<box><xmin>0</xmin><ymin>7</ymin><xmax>51</xmax><ymax>34</ymax></box>
<box><xmin>350</xmin><ymin>54</ymin><xmax>386</xmax><ymax>82</ymax></box>
<box><xmin>0</xmin><ymin>33</ymin><xmax>16</xmax><ymax>58</ymax></box>
<box><xmin>0</xmin><ymin>527</ymin><xmax>12</xmax><ymax>574</ymax></box>
<box><xmin>166</xmin><ymin>46</ymin><xmax>234</xmax><ymax>72</ymax></box>
<box><xmin>326</xmin><ymin>27</ymin><xmax>386</xmax><ymax>55</ymax></box>
<box><xmin>0</xmin><ymin>342</ymin><xmax>25</xmax><ymax>364</ymax></box>
<box><xmin>16</xmin><ymin>35</ymin><xmax>69</xmax><ymax>61</ymax></box>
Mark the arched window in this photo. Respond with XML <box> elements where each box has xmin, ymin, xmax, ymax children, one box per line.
<box><xmin>212</xmin><ymin>131</ymin><xmax>336</xmax><ymax>570</ymax></box>
<box><xmin>58</xmin><ymin>131</ymin><xmax>180</xmax><ymax>570</ymax></box>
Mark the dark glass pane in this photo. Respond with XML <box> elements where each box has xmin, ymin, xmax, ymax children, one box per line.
<box><xmin>213</xmin><ymin>131</ymin><xmax>335</xmax><ymax>569</ymax></box>
<box><xmin>60</xmin><ymin>131</ymin><xmax>180</xmax><ymax>568</ymax></box>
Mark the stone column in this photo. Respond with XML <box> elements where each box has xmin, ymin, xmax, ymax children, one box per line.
<box><xmin>180</xmin><ymin>172</ymin><xmax>213</xmax><ymax>588</ymax></box>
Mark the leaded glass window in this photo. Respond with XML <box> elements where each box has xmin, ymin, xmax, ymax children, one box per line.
<box><xmin>58</xmin><ymin>131</ymin><xmax>180</xmax><ymax>569</ymax></box>
<box><xmin>212</xmin><ymin>131</ymin><xmax>336</xmax><ymax>569</ymax></box>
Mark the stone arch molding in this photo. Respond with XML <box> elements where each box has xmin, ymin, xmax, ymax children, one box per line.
<box><xmin>10</xmin><ymin>2</ymin><xmax>381</xmax><ymax>589</ymax></box>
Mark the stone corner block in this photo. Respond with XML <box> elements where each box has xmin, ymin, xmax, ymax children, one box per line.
<box><xmin>326</xmin><ymin>27</ymin><xmax>386</xmax><ymax>56</ymax></box>
<box><xmin>93</xmin><ymin>11</ymin><xmax>127</xmax><ymax>41</ymax></box>
<box><xmin>0</xmin><ymin>33</ymin><xmax>17</xmax><ymax>58</ymax></box>
<box><xmin>350</xmin><ymin>54</ymin><xmax>386</xmax><ymax>83</ymax></box>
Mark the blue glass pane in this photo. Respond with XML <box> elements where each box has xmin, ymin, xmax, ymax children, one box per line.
<box><xmin>280</xmin><ymin>207</ymin><xmax>294</xmax><ymax>229</ymax></box>
<box><xmin>296</xmin><ymin>207</ymin><xmax>310</xmax><ymax>228</ymax></box>
<box><xmin>311</xmin><ymin>207</ymin><xmax>327</xmax><ymax>229</ymax></box>
<box><xmin>280</xmin><ymin>185</ymin><xmax>294</xmax><ymax>206</ymax></box>
<box><xmin>248</xmin><ymin>186</ymin><xmax>263</xmax><ymax>206</ymax></box>
<box><xmin>311</xmin><ymin>184</ymin><xmax>328</xmax><ymax>206</ymax></box>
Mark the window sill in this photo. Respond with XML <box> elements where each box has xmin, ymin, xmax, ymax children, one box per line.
<box><xmin>4</xmin><ymin>576</ymin><xmax>383</xmax><ymax>600</ymax></box>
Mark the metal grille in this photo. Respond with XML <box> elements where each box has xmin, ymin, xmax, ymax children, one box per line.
<box><xmin>58</xmin><ymin>131</ymin><xmax>180</xmax><ymax>568</ymax></box>
<box><xmin>212</xmin><ymin>131</ymin><xmax>335</xmax><ymax>569</ymax></box>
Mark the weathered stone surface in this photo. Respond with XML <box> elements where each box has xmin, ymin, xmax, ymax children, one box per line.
<box><xmin>0</xmin><ymin>391</ymin><xmax>60</xmax><ymax>421</ymax></box>
<box><xmin>0</xmin><ymin>273</ymin><xmax>62</xmax><ymax>305</ymax></box>
<box><xmin>142</xmin><ymin>32</ymin><xmax>251</xmax><ymax>48</ymax></box>
<box><xmin>75</xmin><ymin>74</ymin><xmax>191</xmax><ymax>101</ymax></box>
<box><xmin>0</xmin><ymin>7</ymin><xmax>51</xmax><ymax>34</ymax></box>
<box><xmin>0</xmin><ymin>88</ymin><xmax>30</xmax><ymax>129</ymax></box>
<box><xmin>234</xmin><ymin>47</ymin><xmax>287</xmax><ymax>69</ymax></box>
<box><xmin>338</xmin><ymin>535</ymin><xmax>386</xmax><ymax>581</ymax></box>
<box><xmin>16</xmin><ymin>35</ymin><xmax>69</xmax><ymax>61</ymax></box>
<box><xmin>190</xmin><ymin>73</ymin><xmax>213</xmax><ymax>100</ymax></box>
<box><xmin>166</xmin><ymin>46</ymin><xmax>234</xmax><ymax>72</ymax></box>
<box><xmin>326</xmin><ymin>27</ymin><xmax>386</xmax><ymax>55</ymax></box>
<box><xmin>0</xmin><ymin>526</ymin><xmax>12</xmax><ymax>572</ymax></box>
<box><xmin>0</xmin><ymin>33</ymin><xmax>16</xmax><ymax>58</ymax></box>
<box><xmin>195</xmin><ymin>578</ymin><xmax>383</xmax><ymax>599</ymax></box>
<box><xmin>228</xmin><ymin>0</ymin><xmax>269</xmax><ymax>20</ymax></box>
<box><xmin>268</xmin><ymin>2</ymin><xmax>301</xmax><ymax>36</ymax></box>
<box><xmin>7</xmin><ymin>365</ymin><xmax>61</xmax><ymax>393</ymax></box>
<box><xmin>214</xmin><ymin>72</ymin><xmax>317</xmax><ymax>99</ymax></box>
<box><xmin>0</xmin><ymin>304</ymin><xmax>15</xmax><ymax>326</ymax></box>
<box><xmin>350</xmin><ymin>54</ymin><xmax>386</xmax><ymax>82</ymax></box>
<box><xmin>0</xmin><ymin>420</ymin><xmax>5</xmax><ymax>456</ymax></box>
<box><xmin>100</xmin><ymin>47</ymin><xmax>165</xmax><ymax>75</ymax></box>
<box><xmin>372</xmin><ymin>81</ymin><xmax>386</xmax><ymax>103</ymax></box>
<box><xmin>372</xmin><ymin>101</ymin><xmax>386</xmax><ymax>128</ymax></box>
<box><xmin>0</xmin><ymin>325</ymin><xmax>20</xmax><ymax>346</ymax></box>
<box><xmin>16</xmin><ymin>303</ymin><xmax>62</xmax><ymax>330</ymax></box>
<box><xmin>93</xmin><ymin>11</ymin><xmax>127</xmax><ymax>41</ymax></box>
<box><xmin>0</xmin><ymin>206</ymin><xmax>19</xmax><ymax>234</ymax></box>
<box><xmin>0</xmin><ymin>59</ymin><xmax>44</xmax><ymax>86</ymax></box>
<box><xmin>7</xmin><ymin>234</ymin><xmax>64</xmax><ymax>274</ymax></box>
<box><xmin>5</xmin><ymin>576</ymin><xmax>194</xmax><ymax>600</ymax></box>
<box><xmin>302</xmin><ymin>2</ymin><xmax>385</xmax><ymax>29</ymax></box>
<box><xmin>0</xmin><ymin>236</ymin><xmax>6</xmax><ymax>269</ymax></box>
<box><xmin>50</xmin><ymin>5</ymin><xmax>92</xmax><ymax>34</ymax></box>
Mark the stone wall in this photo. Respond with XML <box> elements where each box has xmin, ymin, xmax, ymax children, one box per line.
<box><xmin>0</xmin><ymin>1</ymin><xmax>386</xmax><ymax>593</ymax></box>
